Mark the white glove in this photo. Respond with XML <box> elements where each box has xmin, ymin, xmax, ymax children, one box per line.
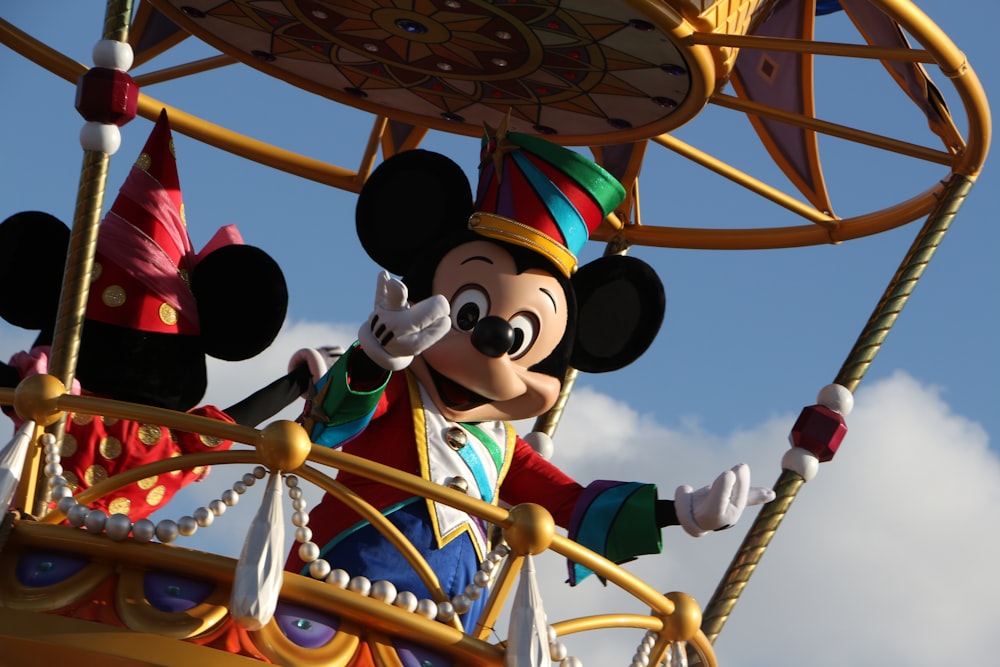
<box><xmin>674</xmin><ymin>463</ymin><xmax>775</xmax><ymax>537</ymax></box>
<box><xmin>357</xmin><ymin>271</ymin><xmax>450</xmax><ymax>371</ymax></box>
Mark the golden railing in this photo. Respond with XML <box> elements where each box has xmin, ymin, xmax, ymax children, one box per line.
<box><xmin>1</xmin><ymin>375</ymin><xmax>717</xmax><ymax>667</ymax></box>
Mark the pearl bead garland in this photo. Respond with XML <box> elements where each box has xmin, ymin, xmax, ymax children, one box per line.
<box><xmin>285</xmin><ymin>473</ymin><xmax>583</xmax><ymax>665</ymax></box>
<box><xmin>39</xmin><ymin>432</ymin><xmax>584</xmax><ymax>665</ymax></box>
<box><xmin>41</xmin><ymin>431</ymin><xmax>268</xmax><ymax>545</ymax></box>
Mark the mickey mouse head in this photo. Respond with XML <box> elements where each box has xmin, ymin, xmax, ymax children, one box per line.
<box><xmin>351</xmin><ymin>127</ymin><xmax>666</xmax><ymax>424</ymax></box>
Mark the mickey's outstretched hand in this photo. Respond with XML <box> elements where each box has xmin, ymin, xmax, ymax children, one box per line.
<box><xmin>358</xmin><ymin>271</ymin><xmax>450</xmax><ymax>371</ymax></box>
<box><xmin>674</xmin><ymin>463</ymin><xmax>775</xmax><ymax>537</ymax></box>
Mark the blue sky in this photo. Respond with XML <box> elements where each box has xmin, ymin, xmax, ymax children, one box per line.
<box><xmin>2</xmin><ymin>3</ymin><xmax>998</xmax><ymax>666</ymax></box>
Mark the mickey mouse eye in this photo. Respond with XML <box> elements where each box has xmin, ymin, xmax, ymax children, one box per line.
<box><xmin>507</xmin><ymin>312</ymin><xmax>538</xmax><ymax>360</ymax></box>
<box><xmin>451</xmin><ymin>286</ymin><xmax>490</xmax><ymax>332</ymax></box>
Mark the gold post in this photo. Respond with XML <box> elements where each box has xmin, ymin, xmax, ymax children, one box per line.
<box><xmin>23</xmin><ymin>0</ymin><xmax>135</xmax><ymax>516</ymax></box>
<box><xmin>700</xmin><ymin>172</ymin><xmax>975</xmax><ymax>643</ymax></box>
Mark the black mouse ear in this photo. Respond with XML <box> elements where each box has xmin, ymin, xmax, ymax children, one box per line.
<box><xmin>356</xmin><ymin>149</ymin><xmax>474</xmax><ymax>275</ymax></box>
<box><xmin>191</xmin><ymin>244</ymin><xmax>288</xmax><ymax>361</ymax></box>
<box><xmin>570</xmin><ymin>254</ymin><xmax>665</xmax><ymax>373</ymax></box>
<box><xmin>0</xmin><ymin>211</ymin><xmax>70</xmax><ymax>332</ymax></box>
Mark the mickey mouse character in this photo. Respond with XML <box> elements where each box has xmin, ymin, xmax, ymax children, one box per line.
<box><xmin>286</xmin><ymin>126</ymin><xmax>773</xmax><ymax>623</ymax></box>
<box><xmin>0</xmin><ymin>111</ymin><xmax>304</xmax><ymax>520</ymax></box>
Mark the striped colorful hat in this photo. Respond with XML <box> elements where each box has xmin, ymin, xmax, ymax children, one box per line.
<box><xmin>470</xmin><ymin>124</ymin><xmax>626</xmax><ymax>277</ymax></box>
<box><xmin>87</xmin><ymin>109</ymin><xmax>242</xmax><ymax>335</ymax></box>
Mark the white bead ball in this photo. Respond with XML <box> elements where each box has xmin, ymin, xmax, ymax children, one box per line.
<box><xmin>295</xmin><ymin>526</ymin><xmax>313</xmax><ymax>543</ymax></box>
<box><xmin>782</xmin><ymin>447</ymin><xmax>820</xmax><ymax>482</ymax></box>
<box><xmin>57</xmin><ymin>496</ymin><xmax>78</xmax><ymax>515</ymax></box>
<box><xmin>817</xmin><ymin>383</ymin><xmax>853</xmax><ymax>415</ymax></box>
<box><xmin>370</xmin><ymin>580</ymin><xmax>397</xmax><ymax>603</ymax></box>
<box><xmin>561</xmin><ymin>657</ymin><xmax>583</xmax><ymax>667</ymax></box>
<box><xmin>43</xmin><ymin>461</ymin><xmax>63</xmax><ymax>478</ymax></box>
<box><xmin>67</xmin><ymin>503</ymin><xmax>90</xmax><ymax>527</ymax></box>
<box><xmin>451</xmin><ymin>594</ymin><xmax>471</xmax><ymax>614</ymax></box>
<box><xmin>416</xmin><ymin>598</ymin><xmax>438</xmax><ymax>619</ymax></box>
<box><xmin>193</xmin><ymin>506</ymin><xmax>214</xmax><ymax>527</ymax></box>
<box><xmin>325</xmin><ymin>569</ymin><xmax>350</xmax><ymax>588</ymax></box>
<box><xmin>79</xmin><ymin>122</ymin><xmax>121</xmax><ymax>154</ymax></box>
<box><xmin>221</xmin><ymin>489</ymin><xmax>239</xmax><ymax>506</ymax></box>
<box><xmin>436</xmin><ymin>601</ymin><xmax>455</xmax><ymax>622</ymax></box>
<box><xmin>298</xmin><ymin>541</ymin><xmax>320</xmax><ymax>563</ymax></box>
<box><xmin>347</xmin><ymin>576</ymin><xmax>372</xmax><ymax>596</ymax></box>
<box><xmin>155</xmin><ymin>519</ymin><xmax>180</xmax><ymax>543</ymax></box>
<box><xmin>132</xmin><ymin>519</ymin><xmax>156</xmax><ymax>542</ymax></box>
<box><xmin>308</xmin><ymin>558</ymin><xmax>331</xmax><ymax>580</ymax></box>
<box><xmin>177</xmin><ymin>515</ymin><xmax>198</xmax><ymax>537</ymax></box>
<box><xmin>105</xmin><ymin>513</ymin><xmax>133</xmax><ymax>541</ymax></box>
<box><xmin>50</xmin><ymin>484</ymin><xmax>74</xmax><ymax>501</ymax></box>
<box><xmin>232</xmin><ymin>481</ymin><xmax>247</xmax><ymax>494</ymax></box>
<box><xmin>464</xmin><ymin>583</ymin><xmax>482</xmax><ymax>600</ymax></box>
<box><xmin>394</xmin><ymin>590</ymin><xmax>418</xmax><ymax>613</ymax></box>
<box><xmin>209</xmin><ymin>499</ymin><xmax>227</xmax><ymax>516</ymax></box>
<box><xmin>92</xmin><ymin>39</ymin><xmax>134</xmax><ymax>70</ymax></box>
<box><xmin>523</xmin><ymin>431</ymin><xmax>554</xmax><ymax>459</ymax></box>
<box><xmin>291</xmin><ymin>510</ymin><xmax>310</xmax><ymax>527</ymax></box>
<box><xmin>84</xmin><ymin>509</ymin><xmax>107</xmax><ymax>533</ymax></box>
<box><xmin>550</xmin><ymin>641</ymin><xmax>568</xmax><ymax>661</ymax></box>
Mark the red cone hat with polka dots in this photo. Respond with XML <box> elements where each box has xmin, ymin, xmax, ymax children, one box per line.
<box><xmin>87</xmin><ymin>109</ymin><xmax>242</xmax><ymax>335</ymax></box>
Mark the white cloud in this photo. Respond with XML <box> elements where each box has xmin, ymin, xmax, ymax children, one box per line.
<box><xmin>3</xmin><ymin>320</ymin><xmax>997</xmax><ymax>666</ymax></box>
<box><xmin>530</xmin><ymin>371</ymin><xmax>999</xmax><ymax>667</ymax></box>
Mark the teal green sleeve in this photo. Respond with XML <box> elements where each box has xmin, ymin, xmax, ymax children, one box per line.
<box><xmin>309</xmin><ymin>343</ymin><xmax>389</xmax><ymax>447</ymax></box>
<box><xmin>567</xmin><ymin>481</ymin><xmax>661</xmax><ymax>585</ymax></box>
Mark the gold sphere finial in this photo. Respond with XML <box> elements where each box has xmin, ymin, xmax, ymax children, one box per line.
<box><xmin>659</xmin><ymin>591</ymin><xmax>703</xmax><ymax>642</ymax></box>
<box><xmin>14</xmin><ymin>374</ymin><xmax>66</xmax><ymax>426</ymax></box>
<box><xmin>503</xmin><ymin>503</ymin><xmax>555</xmax><ymax>555</ymax></box>
<box><xmin>258</xmin><ymin>420</ymin><xmax>312</xmax><ymax>472</ymax></box>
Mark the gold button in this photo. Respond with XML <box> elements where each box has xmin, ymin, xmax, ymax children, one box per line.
<box><xmin>446</xmin><ymin>427</ymin><xmax>467</xmax><ymax>450</ymax></box>
<box><xmin>102</xmin><ymin>285</ymin><xmax>126</xmax><ymax>307</ymax></box>
<box><xmin>447</xmin><ymin>476</ymin><xmax>469</xmax><ymax>494</ymax></box>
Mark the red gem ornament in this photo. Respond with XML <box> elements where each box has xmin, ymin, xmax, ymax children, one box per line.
<box><xmin>75</xmin><ymin>67</ymin><xmax>139</xmax><ymax>126</ymax></box>
<box><xmin>789</xmin><ymin>404</ymin><xmax>847</xmax><ymax>462</ymax></box>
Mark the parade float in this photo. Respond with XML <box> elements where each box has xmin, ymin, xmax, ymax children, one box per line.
<box><xmin>0</xmin><ymin>1</ymin><xmax>990</xmax><ymax>665</ymax></box>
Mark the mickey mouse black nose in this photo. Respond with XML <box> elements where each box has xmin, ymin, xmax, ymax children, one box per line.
<box><xmin>471</xmin><ymin>316</ymin><xmax>514</xmax><ymax>358</ymax></box>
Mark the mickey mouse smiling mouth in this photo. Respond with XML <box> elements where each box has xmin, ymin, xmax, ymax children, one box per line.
<box><xmin>424</xmin><ymin>362</ymin><xmax>490</xmax><ymax>412</ymax></box>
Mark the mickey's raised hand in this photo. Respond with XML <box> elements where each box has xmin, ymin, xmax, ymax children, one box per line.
<box><xmin>674</xmin><ymin>463</ymin><xmax>775</xmax><ymax>537</ymax></box>
<box><xmin>358</xmin><ymin>271</ymin><xmax>450</xmax><ymax>371</ymax></box>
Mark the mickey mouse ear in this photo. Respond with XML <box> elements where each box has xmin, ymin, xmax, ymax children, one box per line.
<box><xmin>356</xmin><ymin>149</ymin><xmax>474</xmax><ymax>275</ymax></box>
<box><xmin>570</xmin><ymin>255</ymin><xmax>665</xmax><ymax>373</ymax></box>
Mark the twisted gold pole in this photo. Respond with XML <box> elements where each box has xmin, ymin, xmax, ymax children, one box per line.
<box><xmin>23</xmin><ymin>0</ymin><xmax>134</xmax><ymax>516</ymax></box>
<box><xmin>700</xmin><ymin>172</ymin><xmax>975</xmax><ymax>643</ymax></box>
